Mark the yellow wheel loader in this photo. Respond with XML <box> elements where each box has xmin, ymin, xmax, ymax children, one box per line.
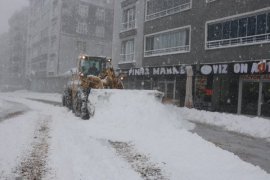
<box><xmin>62</xmin><ymin>55</ymin><xmax>124</xmax><ymax>119</ymax></box>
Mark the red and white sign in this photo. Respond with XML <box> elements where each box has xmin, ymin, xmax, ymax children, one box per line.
<box><xmin>258</xmin><ymin>60</ymin><xmax>266</xmax><ymax>73</ymax></box>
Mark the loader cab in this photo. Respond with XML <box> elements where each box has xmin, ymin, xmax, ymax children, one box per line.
<box><xmin>78</xmin><ymin>55</ymin><xmax>110</xmax><ymax>76</ymax></box>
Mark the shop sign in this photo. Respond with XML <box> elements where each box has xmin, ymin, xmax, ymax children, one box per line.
<box><xmin>201</xmin><ymin>64</ymin><xmax>228</xmax><ymax>75</ymax></box>
<box><xmin>240</xmin><ymin>75</ymin><xmax>261</xmax><ymax>80</ymax></box>
<box><xmin>241</xmin><ymin>74</ymin><xmax>270</xmax><ymax>80</ymax></box>
<box><xmin>258</xmin><ymin>60</ymin><xmax>267</xmax><ymax>73</ymax></box>
<box><xmin>200</xmin><ymin>61</ymin><xmax>270</xmax><ymax>75</ymax></box>
<box><xmin>205</xmin><ymin>89</ymin><xmax>213</xmax><ymax>96</ymax></box>
<box><xmin>128</xmin><ymin>65</ymin><xmax>187</xmax><ymax>76</ymax></box>
<box><xmin>263</xmin><ymin>74</ymin><xmax>270</xmax><ymax>80</ymax></box>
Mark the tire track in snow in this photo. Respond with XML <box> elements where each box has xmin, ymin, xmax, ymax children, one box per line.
<box><xmin>0</xmin><ymin>100</ymin><xmax>29</xmax><ymax>123</ymax></box>
<box><xmin>0</xmin><ymin>111</ymin><xmax>26</xmax><ymax>122</ymax></box>
<box><xmin>109</xmin><ymin>140</ymin><xmax>169</xmax><ymax>180</ymax></box>
<box><xmin>17</xmin><ymin>115</ymin><xmax>51</xmax><ymax>180</ymax></box>
<box><xmin>26</xmin><ymin>98</ymin><xmax>62</xmax><ymax>107</ymax></box>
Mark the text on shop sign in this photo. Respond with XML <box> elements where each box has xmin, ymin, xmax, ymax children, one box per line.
<box><xmin>129</xmin><ymin>66</ymin><xmax>187</xmax><ymax>76</ymax></box>
<box><xmin>200</xmin><ymin>61</ymin><xmax>270</xmax><ymax>75</ymax></box>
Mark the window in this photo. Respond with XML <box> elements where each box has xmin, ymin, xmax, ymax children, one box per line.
<box><xmin>267</xmin><ymin>13</ymin><xmax>270</xmax><ymax>33</ymax></box>
<box><xmin>222</xmin><ymin>22</ymin><xmax>230</xmax><ymax>39</ymax></box>
<box><xmin>51</xmin><ymin>38</ymin><xmax>56</xmax><ymax>47</ymax></box>
<box><xmin>95</xmin><ymin>26</ymin><xmax>105</xmax><ymax>38</ymax></box>
<box><xmin>121</xmin><ymin>7</ymin><xmax>136</xmax><ymax>32</ymax></box>
<box><xmin>96</xmin><ymin>8</ymin><xmax>105</xmax><ymax>21</ymax></box>
<box><xmin>146</xmin><ymin>0</ymin><xmax>191</xmax><ymax>21</ymax></box>
<box><xmin>239</xmin><ymin>18</ymin><xmax>247</xmax><ymax>37</ymax></box>
<box><xmin>257</xmin><ymin>14</ymin><xmax>266</xmax><ymax>34</ymax></box>
<box><xmin>80</xmin><ymin>58</ymin><xmax>101</xmax><ymax>76</ymax></box>
<box><xmin>96</xmin><ymin>44</ymin><xmax>104</xmax><ymax>55</ymax></box>
<box><xmin>77</xmin><ymin>41</ymin><xmax>86</xmax><ymax>52</ymax></box>
<box><xmin>207</xmin><ymin>23</ymin><xmax>222</xmax><ymax>41</ymax></box>
<box><xmin>145</xmin><ymin>27</ymin><xmax>190</xmax><ymax>57</ymax></box>
<box><xmin>247</xmin><ymin>16</ymin><xmax>256</xmax><ymax>36</ymax></box>
<box><xmin>206</xmin><ymin>11</ymin><xmax>270</xmax><ymax>49</ymax></box>
<box><xmin>48</xmin><ymin>72</ymin><xmax>54</xmax><ymax>76</ymax></box>
<box><xmin>78</xmin><ymin>4</ymin><xmax>88</xmax><ymax>18</ymax></box>
<box><xmin>76</xmin><ymin>22</ymin><xmax>88</xmax><ymax>34</ymax></box>
<box><xmin>207</xmin><ymin>24</ymin><xmax>215</xmax><ymax>41</ymax></box>
<box><xmin>121</xmin><ymin>39</ymin><xmax>134</xmax><ymax>62</ymax></box>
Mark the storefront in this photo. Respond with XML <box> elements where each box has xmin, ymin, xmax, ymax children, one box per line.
<box><xmin>198</xmin><ymin>60</ymin><xmax>270</xmax><ymax>116</ymax></box>
<box><xmin>124</xmin><ymin>60</ymin><xmax>270</xmax><ymax>117</ymax></box>
<box><xmin>238</xmin><ymin>74</ymin><xmax>270</xmax><ymax>116</ymax></box>
<box><xmin>126</xmin><ymin>65</ymin><xmax>188</xmax><ymax>106</ymax></box>
<box><xmin>194</xmin><ymin>74</ymin><xmax>239</xmax><ymax>113</ymax></box>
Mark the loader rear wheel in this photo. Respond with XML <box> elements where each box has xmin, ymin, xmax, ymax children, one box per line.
<box><xmin>81</xmin><ymin>113</ymin><xmax>89</xmax><ymax>120</ymax></box>
<box><xmin>80</xmin><ymin>98</ymin><xmax>89</xmax><ymax>119</ymax></box>
<box><xmin>73</xmin><ymin>94</ymin><xmax>81</xmax><ymax>117</ymax></box>
<box><xmin>80</xmin><ymin>89</ymin><xmax>90</xmax><ymax>120</ymax></box>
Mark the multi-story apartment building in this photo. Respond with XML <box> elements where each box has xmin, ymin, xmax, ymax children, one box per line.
<box><xmin>112</xmin><ymin>0</ymin><xmax>145</xmax><ymax>70</ymax></box>
<box><xmin>26</xmin><ymin>0</ymin><xmax>114</xmax><ymax>91</ymax></box>
<box><xmin>113</xmin><ymin>0</ymin><xmax>270</xmax><ymax>117</ymax></box>
<box><xmin>0</xmin><ymin>33</ymin><xmax>10</xmax><ymax>91</ymax></box>
<box><xmin>8</xmin><ymin>7</ymin><xmax>28</xmax><ymax>90</ymax></box>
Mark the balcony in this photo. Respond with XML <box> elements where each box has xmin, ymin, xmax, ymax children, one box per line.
<box><xmin>144</xmin><ymin>45</ymin><xmax>190</xmax><ymax>57</ymax></box>
<box><xmin>145</xmin><ymin>2</ymin><xmax>191</xmax><ymax>21</ymax></box>
<box><xmin>206</xmin><ymin>33</ymin><xmax>270</xmax><ymax>49</ymax></box>
<box><xmin>119</xmin><ymin>53</ymin><xmax>135</xmax><ymax>64</ymax></box>
<box><xmin>121</xmin><ymin>20</ymin><xmax>136</xmax><ymax>32</ymax></box>
<box><xmin>206</xmin><ymin>0</ymin><xmax>216</xmax><ymax>3</ymax></box>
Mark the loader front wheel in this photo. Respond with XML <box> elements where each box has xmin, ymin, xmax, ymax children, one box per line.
<box><xmin>73</xmin><ymin>94</ymin><xmax>81</xmax><ymax>117</ymax></box>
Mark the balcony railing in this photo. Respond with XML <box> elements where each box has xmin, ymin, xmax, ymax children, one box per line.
<box><xmin>206</xmin><ymin>0</ymin><xmax>216</xmax><ymax>3</ymax></box>
<box><xmin>144</xmin><ymin>45</ymin><xmax>190</xmax><ymax>57</ymax></box>
<box><xmin>206</xmin><ymin>33</ymin><xmax>270</xmax><ymax>49</ymax></box>
<box><xmin>146</xmin><ymin>2</ymin><xmax>191</xmax><ymax>21</ymax></box>
<box><xmin>120</xmin><ymin>53</ymin><xmax>135</xmax><ymax>63</ymax></box>
<box><xmin>121</xmin><ymin>20</ymin><xmax>136</xmax><ymax>32</ymax></box>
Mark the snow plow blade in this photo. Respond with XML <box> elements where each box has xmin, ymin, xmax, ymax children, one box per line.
<box><xmin>87</xmin><ymin>89</ymin><xmax>164</xmax><ymax>116</ymax></box>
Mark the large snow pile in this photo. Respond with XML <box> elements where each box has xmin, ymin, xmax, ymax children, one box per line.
<box><xmin>89</xmin><ymin>89</ymin><xmax>195</xmax><ymax>136</ymax></box>
<box><xmin>179</xmin><ymin>108</ymin><xmax>270</xmax><ymax>140</ymax></box>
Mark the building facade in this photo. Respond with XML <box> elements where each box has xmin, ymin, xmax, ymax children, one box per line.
<box><xmin>26</xmin><ymin>0</ymin><xmax>114</xmax><ymax>91</ymax></box>
<box><xmin>112</xmin><ymin>0</ymin><xmax>146</xmax><ymax>69</ymax></box>
<box><xmin>0</xmin><ymin>33</ymin><xmax>11</xmax><ymax>91</ymax></box>
<box><xmin>113</xmin><ymin>0</ymin><xmax>270</xmax><ymax>117</ymax></box>
<box><xmin>8</xmin><ymin>7</ymin><xmax>29</xmax><ymax>90</ymax></box>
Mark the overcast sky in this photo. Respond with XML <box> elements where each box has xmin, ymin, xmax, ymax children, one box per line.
<box><xmin>0</xmin><ymin>0</ymin><xmax>29</xmax><ymax>34</ymax></box>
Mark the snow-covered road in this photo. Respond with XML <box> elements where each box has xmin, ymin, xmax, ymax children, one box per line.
<box><xmin>0</xmin><ymin>91</ymin><xmax>270</xmax><ymax>180</ymax></box>
<box><xmin>0</xmin><ymin>99</ymin><xmax>28</xmax><ymax>122</ymax></box>
<box><xmin>192</xmin><ymin>122</ymin><xmax>270</xmax><ymax>174</ymax></box>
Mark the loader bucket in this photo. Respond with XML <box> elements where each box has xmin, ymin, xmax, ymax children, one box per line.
<box><xmin>87</xmin><ymin>89</ymin><xmax>164</xmax><ymax>115</ymax></box>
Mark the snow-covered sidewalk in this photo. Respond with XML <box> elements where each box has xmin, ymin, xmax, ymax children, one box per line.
<box><xmin>178</xmin><ymin>107</ymin><xmax>270</xmax><ymax>141</ymax></box>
